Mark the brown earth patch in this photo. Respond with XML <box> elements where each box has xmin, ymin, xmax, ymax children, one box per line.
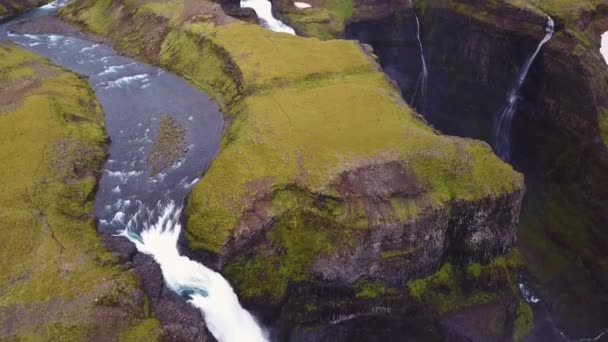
<box><xmin>335</xmin><ymin>161</ymin><xmax>424</xmax><ymax>199</ymax></box>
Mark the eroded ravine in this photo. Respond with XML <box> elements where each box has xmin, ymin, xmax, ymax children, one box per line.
<box><xmin>1</xmin><ymin>2</ymin><xmax>267</xmax><ymax>341</ymax></box>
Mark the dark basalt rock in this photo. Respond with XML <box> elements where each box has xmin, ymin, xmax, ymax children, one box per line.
<box><xmin>345</xmin><ymin>0</ymin><xmax>608</xmax><ymax>337</ymax></box>
<box><xmin>103</xmin><ymin>235</ymin><xmax>210</xmax><ymax>341</ymax></box>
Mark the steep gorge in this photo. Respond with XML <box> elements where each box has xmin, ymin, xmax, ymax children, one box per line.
<box><xmin>339</xmin><ymin>0</ymin><xmax>608</xmax><ymax>338</ymax></box>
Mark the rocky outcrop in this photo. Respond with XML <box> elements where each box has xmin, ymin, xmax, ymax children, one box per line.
<box><xmin>103</xmin><ymin>235</ymin><xmax>211</xmax><ymax>341</ymax></box>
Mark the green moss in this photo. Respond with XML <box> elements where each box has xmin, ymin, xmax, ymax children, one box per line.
<box><xmin>380</xmin><ymin>246</ymin><xmax>421</xmax><ymax>259</ymax></box>
<box><xmin>514</xmin><ymin>301</ymin><xmax>534</xmax><ymax>341</ymax></box>
<box><xmin>467</xmin><ymin>262</ymin><xmax>483</xmax><ymax>278</ymax></box>
<box><xmin>159</xmin><ymin>30</ymin><xmax>242</xmax><ymax>110</ymax></box>
<box><xmin>279</xmin><ymin>0</ymin><xmax>355</xmax><ymax>39</ymax></box>
<box><xmin>599</xmin><ymin>106</ymin><xmax>608</xmax><ymax>147</ymax></box>
<box><xmin>225</xmin><ymin>189</ymin><xmax>354</xmax><ymax>303</ymax></box>
<box><xmin>119</xmin><ymin>318</ymin><xmax>162</xmax><ymax>342</ymax></box>
<box><xmin>408</xmin><ymin>252</ymin><xmax>522</xmax><ymax>314</ymax></box>
<box><xmin>355</xmin><ymin>279</ymin><xmax>398</xmax><ymax>299</ymax></box>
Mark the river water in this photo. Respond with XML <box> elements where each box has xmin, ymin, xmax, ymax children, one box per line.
<box><xmin>1</xmin><ymin>2</ymin><xmax>267</xmax><ymax>341</ymax></box>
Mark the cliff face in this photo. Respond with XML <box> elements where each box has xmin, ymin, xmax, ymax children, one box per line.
<box><xmin>60</xmin><ymin>0</ymin><xmax>526</xmax><ymax>339</ymax></box>
<box><xmin>0</xmin><ymin>0</ymin><xmax>49</xmax><ymax>20</ymax></box>
<box><xmin>342</xmin><ymin>0</ymin><xmax>608</xmax><ymax>338</ymax></box>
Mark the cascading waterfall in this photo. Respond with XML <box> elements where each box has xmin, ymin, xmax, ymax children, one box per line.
<box><xmin>409</xmin><ymin>0</ymin><xmax>428</xmax><ymax>113</ymax></box>
<box><xmin>494</xmin><ymin>16</ymin><xmax>554</xmax><ymax>160</ymax></box>
<box><xmin>119</xmin><ymin>203</ymin><xmax>268</xmax><ymax>342</ymax></box>
<box><xmin>240</xmin><ymin>0</ymin><xmax>295</xmax><ymax>34</ymax></box>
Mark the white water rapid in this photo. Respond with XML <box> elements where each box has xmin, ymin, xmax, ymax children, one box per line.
<box><xmin>240</xmin><ymin>0</ymin><xmax>295</xmax><ymax>34</ymax></box>
<box><xmin>409</xmin><ymin>0</ymin><xmax>428</xmax><ymax>112</ymax></box>
<box><xmin>120</xmin><ymin>202</ymin><xmax>268</xmax><ymax>342</ymax></box>
<box><xmin>494</xmin><ymin>16</ymin><xmax>555</xmax><ymax>160</ymax></box>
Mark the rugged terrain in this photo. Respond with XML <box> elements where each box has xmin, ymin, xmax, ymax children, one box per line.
<box><xmin>2</xmin><ymin>0</ymin><xmax>605</xmax><ymax>340</ymax></box>
<box><xmin>57</xmin><ymin>0</ymin><xmax>534</xmax><ymax>339</ymax></box>
<box><xmin>0</xmin><ymin>43</ymin><xmax>161</xmax><ymax>340</ymax></box>
<box><xmin>273</xmin><ymin>0</ymin><xmax>608</xmax><ymax>337</ymax></box>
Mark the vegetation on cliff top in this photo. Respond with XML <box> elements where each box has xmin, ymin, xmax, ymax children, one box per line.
<box><xmin>273</xmin><ymin>0</ymin><xmax>355</xmax><ymax>39</ymax></box>
<box><xmin>0</xmin><ymin>43</ymin><xmax>159</xmax><ymax>340</ymax></box>
<box><xmin>61</xmin><ymin>0</ymin><xmax>522</xmax><ymax>257</ymax></box>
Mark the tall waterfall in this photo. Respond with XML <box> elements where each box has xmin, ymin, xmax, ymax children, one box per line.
<box><xmin>494</xmin><ymin>16</ymin><xmax>555</xmax><ymax>160</ymax></box>
<box><xmin>409</xmin><ymin>0</ymin><xmax>428</xmax><ymax>113</ymax></box>
<box><xmin>120</xmin><ymin>202</ymin><xmax>268</xmax><ymax>342</ymax></box>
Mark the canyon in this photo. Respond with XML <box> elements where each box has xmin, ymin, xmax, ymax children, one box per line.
<box><xmin>0</xmin><ymin>0</ymin><xmax>607</xmax><ymax>341</ymax></box>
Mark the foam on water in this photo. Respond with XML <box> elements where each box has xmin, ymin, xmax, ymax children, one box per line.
<box><xmin>120</xmin><ymin>203</ymin><xmax>268</xmax><ymax>342</ymax></box>
<box><xmin>99</xmin><ymin>74</ymin><xmax>149</xmax><ymax>89</ymax></box>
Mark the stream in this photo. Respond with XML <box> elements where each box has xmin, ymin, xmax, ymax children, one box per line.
<box><xmin>1</xmin><ymin>1</ymin><xmax>267</xmax><ymax>341</ymax></box>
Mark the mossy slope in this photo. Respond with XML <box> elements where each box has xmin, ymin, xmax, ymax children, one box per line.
<box><xmin>0</xmin><ymin>43</ymin><xmax>159</xmax><ymax>340</ymax></box>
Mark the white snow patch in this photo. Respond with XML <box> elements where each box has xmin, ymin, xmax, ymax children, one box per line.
<box><xmin>294</xmin><ymin>2</ymin><xmax>312</xmax><ymax>8</ymax></box>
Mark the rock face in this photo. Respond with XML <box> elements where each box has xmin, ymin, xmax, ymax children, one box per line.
<box><xmin>61</xmin><ymin>0</ymin><xmax>527</xmax><ymax>340</ymax></box>
<box><xmin>0</xmin><ymin>0</ymin><xmax>49</xmax><ymax>20</ymax></box>
<box><xmin>343</xmin><ymin>0</ymin><xmax>608</xmax><ymax>338</ymax></box>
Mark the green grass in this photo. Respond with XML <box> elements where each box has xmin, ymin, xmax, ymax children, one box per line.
<box><xmin>407</xmin><ymin>252</ymin><xmax>523</xmax><ymax>314</ymax></box>
<box><xmin>0</xmin><ymin>43</ymin><xmax>159</xmax><ymax>339</ymax></box>
<box><xmin>279</xmin><ymin>0</ymin><xmax>355</xmax><ymax>39</ymax></box>
<box><xmin>120</xmin><ymin>318</ymin><xmax>162</xmax><ymax>342</ymax></box>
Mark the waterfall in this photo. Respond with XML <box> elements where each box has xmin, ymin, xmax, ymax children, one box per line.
<box><xmin>409</xmin><ymin>0</ymin><xmax>428</xmax><ymax>113</ymax></box>
<box><xmin>240</xmin><ymin>0</ymin><xmax>295</xmax><ymax>34</ymax></box>
<box><xmin>494</xmin><ymin>16</ymin><xmax>555</xmax><ymax>160</ymax></box>
<box><xmin>120</xmin><ymin>202</ymin><xmax>268</xmax><ymax>342</ymax></box>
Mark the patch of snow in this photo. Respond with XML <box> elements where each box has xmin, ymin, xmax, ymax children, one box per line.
<box><xmin>294</xmin><ymin>2</ymin><xmax>312</xmax><ymax>8</ymax></box>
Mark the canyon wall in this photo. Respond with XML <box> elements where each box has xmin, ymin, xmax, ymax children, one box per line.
<box><xmin>341</xmin><ymin>0</ymin><xmax>608</xmax><ymax>337</ymax></box>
